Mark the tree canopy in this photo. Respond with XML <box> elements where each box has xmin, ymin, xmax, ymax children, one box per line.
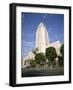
<box><xmin>46</xmin><ymin>47</ymin><xmax>57</xmax><ymax>67</ymax></box>
<box><xmin>58</xmin><ymin>44</ymin><xmax>64</xmax><ymax>66</ymax></box>
<box><xmin>29</xmin><ymin>59</ymin><xmax>36</xmax><ymax>67</ymax></box>
<box><xmin>32</xmin><ymin>48</ymin><xmax>38</xmax><ymax>55</ymax></box>
<box><xmin>60</xmin><ymin>44</ymin><xmax>64</xmax><ymax>57</ymax></box>
<box><xmin>35</xmin><ymin>53</ymin><xmax>46</xmax><ymax>66</ymax></box>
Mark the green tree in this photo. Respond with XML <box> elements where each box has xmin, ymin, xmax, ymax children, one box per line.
<box><xmin>46</xmin><ymin>47</ymin><xmax>57</xmax><ymax>67</ymax></box>
<box><xmin>35</xmin><ymin>53</ymin><xmax>46</xmax><ymax>67</ymax></box>
<box><xmin>60</xmin><ymin>44</ymin><xmax>64</xmax><ymax>57</ymax></box>
<box><xmin>29</xmin><ymin>59</ymin><xmax>36</xmax><ymax>67</ymax></box>
<box><xmin>58</xmin><ymin>44</ymin><xmax>64</xmax><ymax>66</ymax></box>
<box><xmin>32</xmin><ymin>48</ymin><xmax>38</xmax><ymax>55</ymax></box>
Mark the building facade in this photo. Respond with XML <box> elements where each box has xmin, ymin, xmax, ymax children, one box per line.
<box><xmin>36</xmin><ymin>23</ymin><xmax>49</xmax><ymax>53</ymax></box>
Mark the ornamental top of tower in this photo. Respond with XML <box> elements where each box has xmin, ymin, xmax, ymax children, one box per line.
<box><xmin>38</xmin><ymin>22</ymin><xmax>45</xmax><ymax>28</ymax></box>
<box><xmin>37</xmin><ymin>22</ymin><xmax>47</xmax><ymax>32</ymax></box>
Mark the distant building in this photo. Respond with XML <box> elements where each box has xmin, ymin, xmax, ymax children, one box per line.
<box><xmin>49</xmin><ymin>41</ymin><xmax>62</xmax><ymax>55</ymax></box>
<box><xmin>22</xmin><ymin>22</ymin><xmax>62</xmax><ymax>68</ymax></box>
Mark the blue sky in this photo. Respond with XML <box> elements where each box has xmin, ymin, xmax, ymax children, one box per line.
<box><xmin>21</xmin><ymin>12</ymin><xmax>64</xmax><ymax>57</ymax></box>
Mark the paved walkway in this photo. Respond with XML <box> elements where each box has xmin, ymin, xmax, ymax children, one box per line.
<box><xmin>22</xmin><ymin>67</ymin><xmax>64</xmax><ymax>77</ymax></box>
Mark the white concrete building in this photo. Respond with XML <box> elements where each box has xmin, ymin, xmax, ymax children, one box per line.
<box><xmin>22</xmin><ymin>51</ymin><xmax>35</xmax><ymax>68</ymax></box>
<box><xmin>22</xmin><ymin>22</ymin><xmax>62</xmax><ymax>68</ymax></box>
<box><xmin>36</xmin><ymin>22</ymin><xmax>61</xmax><ymax>55</ymax></box>
<box><xmin>36</xmin><ymin>23</ymin><xmax>49</xmax><ymax>53</ymax></box>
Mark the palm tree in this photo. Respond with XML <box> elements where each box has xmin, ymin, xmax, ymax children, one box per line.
<box><xmin>32</xmin><ymin>48</ymin><xmax>38</xmax><ymax>55</ymax></box>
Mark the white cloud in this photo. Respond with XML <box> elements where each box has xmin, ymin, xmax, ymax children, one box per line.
<box><xmin>22</xmin><ymin>41</ymin><xmax>35</xmax><ymax>46</ymax></box>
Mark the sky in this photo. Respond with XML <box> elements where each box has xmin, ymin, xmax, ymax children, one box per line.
<box><xmin>21</xmin><ymin>12</ymin><xmax>64</xmax><ymax>57</ymax></box>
